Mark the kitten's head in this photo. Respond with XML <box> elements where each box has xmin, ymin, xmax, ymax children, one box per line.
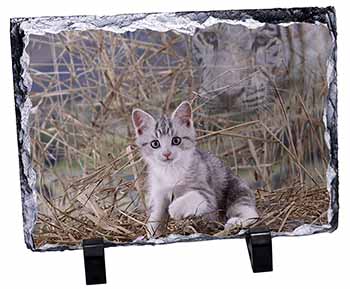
<box><xmin>132</xmin><ymin>101</ymin><xmax>196</xmax><ymax>168</ymax></box>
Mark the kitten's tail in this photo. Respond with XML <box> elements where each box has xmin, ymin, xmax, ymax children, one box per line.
<box><xmin>225</xmin><ymin>176</ymin><xmax>259</xmax><ymax>229</ymax></box>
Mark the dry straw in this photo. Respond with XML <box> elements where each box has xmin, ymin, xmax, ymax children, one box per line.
<box><xmin>27</xmin><ymin>29</ymin><xmax>330</xmax><ymax>248</ymax></box>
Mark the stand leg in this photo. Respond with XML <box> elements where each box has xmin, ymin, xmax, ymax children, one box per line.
<box><xmin>83</xmin><ymin>239</ymin><xmax>107</xmax><ymax>285</ymax></box>
<box><xmin>245</xmin><ymin>227</ymin><xmax>273</xmax><ymax>273</ymax></box>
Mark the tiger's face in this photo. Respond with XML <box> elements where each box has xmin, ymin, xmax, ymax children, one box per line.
<box><xmin>192</xmin><ymin>23</ymin><xmax>286</xmax><ymax>115</ymax></box>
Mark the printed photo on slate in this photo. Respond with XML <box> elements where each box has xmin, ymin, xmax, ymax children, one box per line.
<box><xmin>10</xmin><ymin>7</ymin><xmax>338</xmax><ymax>251</ymax></box>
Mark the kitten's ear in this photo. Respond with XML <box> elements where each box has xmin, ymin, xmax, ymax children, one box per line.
<box><xmin>172</xmin><ymin>101</ymin><xmax>192</xmax><ymax>127</ymax></box>
<box><xmin>132</xmin><ymin>109</ymin><xmax>155</xmax><ymax>136</ymax></box>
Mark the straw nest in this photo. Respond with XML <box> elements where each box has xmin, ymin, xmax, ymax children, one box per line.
<box><xmin>33</xmin><ymin>145</ymin><xmax>330</xmax><ymax>249</ymax></box>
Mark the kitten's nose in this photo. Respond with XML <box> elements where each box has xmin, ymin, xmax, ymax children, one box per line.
<box><xmin>163</xmin><ymin>151</ymin><xmax>172</xmax><ymax>159</ymax></box>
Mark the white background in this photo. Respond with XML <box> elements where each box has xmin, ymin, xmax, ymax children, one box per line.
<box><xmin>1</xmin><ymin>0</ymin><xmax>349</xmax><ymax>288</ymax></box>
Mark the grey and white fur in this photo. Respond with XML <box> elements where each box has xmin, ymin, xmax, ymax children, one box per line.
<box><xmin>132</xmin><ymin>101</ymin><xmax>258</xmax><ymax>237</ymax></box>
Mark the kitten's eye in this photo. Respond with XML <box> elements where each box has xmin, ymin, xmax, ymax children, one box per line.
<box><xmin>150</xmin><ymin>140</ymin><xmax>160</xmax><ymax>149</ymax></box>
<box><xmin>171</xmin><ymin>136</ymin><xmax>182</xmax><ymax>146</ymax></box>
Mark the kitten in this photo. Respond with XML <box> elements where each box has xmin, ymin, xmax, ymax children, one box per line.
<box><xmin>132</xmin><ymin>101</ymin><xmax>258</xmax><ymax>238</ymax></box>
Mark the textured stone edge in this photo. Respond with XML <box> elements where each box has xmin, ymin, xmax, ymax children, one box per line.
<box><xmin>10</xmin><ymin>20</ymin><xmax>36</xmax><ymax>250</ymax></box>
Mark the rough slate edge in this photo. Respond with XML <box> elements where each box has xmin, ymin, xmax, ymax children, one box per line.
<box><xmin>9</xmin><ymin>6</ymin><xmax>338</xmax><ymax>252</ymax></box>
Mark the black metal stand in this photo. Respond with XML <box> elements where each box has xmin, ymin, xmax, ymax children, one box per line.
<box><xmin>80</xmin><ymin>230</ymin><xmax>271</xmax><ymax>284</ymax></box>
<box><xmin>83</xmin><ymin>239</ymin><xmax>107</xmax><ymax>285</ymax></box>
<box><xmin>245</xmin><ymin>227</ymin><xmax>273</xmax><ymax>273</ymax></box>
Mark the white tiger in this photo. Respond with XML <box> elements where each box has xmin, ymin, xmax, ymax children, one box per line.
<box><xmin>192</xmin><ymin>22</ymin><xmax>332</xmax><ymax>117</ymax></box>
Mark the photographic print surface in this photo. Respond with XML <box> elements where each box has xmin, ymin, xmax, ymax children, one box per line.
<box><xmin>11</xmin><ymin>7</ymin><xmax>338</xmax><ymax>251</ymax></box>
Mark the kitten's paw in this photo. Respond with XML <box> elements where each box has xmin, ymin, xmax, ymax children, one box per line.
<box><xmin>224</xmin><ymin>217</ymin><xmax>243</xmax><ymax>230</ymax></box>
<box><xmin>224</xmin><ymin>216</ymin><xmax>258</xmax><ymax>230</ymax></box>
<box><xmin>168</xmin><ymin>192</ymin><xmax>209</xmax><ymax>220</ymax></box>
<box><xmin>168</xmin><ymin>200</ymin><xmax>189</xmax><ymax>220</ymax></box>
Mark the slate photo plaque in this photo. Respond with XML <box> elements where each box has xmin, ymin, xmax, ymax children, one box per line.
<box><xmin>10</xmin><ymin>6</ymin><xmax>338</xmax><ymax>251</ymax></box>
